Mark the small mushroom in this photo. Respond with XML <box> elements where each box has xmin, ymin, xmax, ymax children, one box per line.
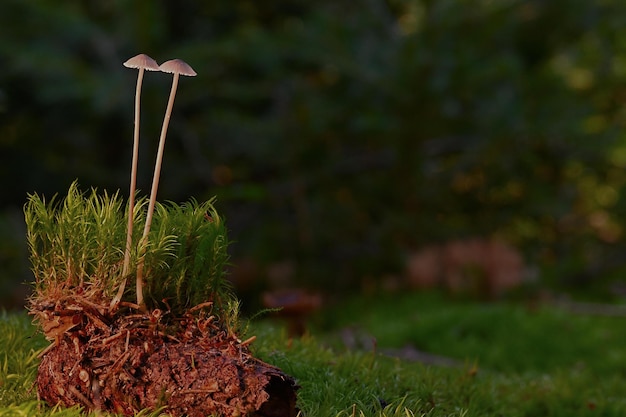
<box><xmin>135</xmin><ymin>58</ymin><xmax>197</xmax><ymax>308</ymax></box>
<box><xmin>112</xmin><ymin>54</ymin><xmax>159</xmax><ymax>310</ymax></box>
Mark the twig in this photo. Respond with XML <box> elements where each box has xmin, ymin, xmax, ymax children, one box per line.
<box><xmin>68</xmin><ymin>358</ymin><xmax>82</xmax><ymax>379</ymax></box>
<box><xmin>240</xmin><ymin>335</ymin><xmax>257</xmax><ymax>347</ymax></box>
<box><xmin>157</xmin><ymin>331</ymin><xmax>181</xmax><ymax>343</ymax></box>
<box><xmin>68</xmin><ymin>385</ymin><xmax>95</xmax><ymax>410</ymax></box>
<box><xmin>101</xmin><ymin>350</ymin><xmax>132</xmax><ymax>382</ymax></box>
<box><xmin>118</xmin><ymin>301</ymin><xmax>143</xmax><ymax>311</ymax></box>
<box><xmin>101</xmin><ymin>330</ymin><xmax>127</xmax><ymax>347</ymax></box>
<box><xmin>189</xmin><ymin>301</ymin><xmax>214</xmax><ymax>313</ymax></box>
<box><xmin>37</xmin><ymin>342</ymin><xmax>57</xmax><ymax>359</ymax></box>
<box><xmin>84</xmin><ymin>311</ymin><xmax>109</xmax><ymax>332</ymax></box>
<box><xmin>74</xmin><ymin>297</ymin><xmax>107</xmax><ymax>316</ymax></box>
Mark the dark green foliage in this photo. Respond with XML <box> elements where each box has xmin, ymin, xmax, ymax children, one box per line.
<box><xmin>4</xmin><ymin>1</ymin><xmax>626</xmax><ymax>298</ymax></box>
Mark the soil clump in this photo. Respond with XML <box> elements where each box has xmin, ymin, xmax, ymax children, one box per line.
<box><xmin>33</xmin><ymin>297</ymin><xmax>299</xmax><ymax>417</ymax></box>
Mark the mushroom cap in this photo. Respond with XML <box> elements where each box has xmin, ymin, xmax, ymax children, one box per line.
<box><xmin>159</xmin><ymin>59</ymin><xmax>197</xmax><ymax>76</ymax></box>
<box><xmin>123</xmin><ymin>54</ymin><xmax>160</xmax><ymax>71</ymax></box>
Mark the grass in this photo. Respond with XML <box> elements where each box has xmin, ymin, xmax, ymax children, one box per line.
<box><xmin>3</xmin><ymin>292</ymin><xmax>626</xmax><ymax>416</ymax></box>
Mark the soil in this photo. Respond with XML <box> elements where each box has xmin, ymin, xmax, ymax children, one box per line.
<box><xmin>32</xmin><ymin>297</ymin><xmax>299</xmax><ymax>417</ymax></box>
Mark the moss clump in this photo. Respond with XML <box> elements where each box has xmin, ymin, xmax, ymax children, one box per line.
<box><xmin>25</xmin><ymin>181</ymin><xmax>236</xmax><ymax>324</ymax></box>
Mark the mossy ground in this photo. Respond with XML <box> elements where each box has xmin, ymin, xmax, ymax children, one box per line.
<box><xmin>3</xmin><ymin>291</ymin><xmax>626</xmax><ymax>416</ymax></box>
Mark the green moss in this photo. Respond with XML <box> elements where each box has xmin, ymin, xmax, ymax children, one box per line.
<box><xmin>24</xmin><ymin>182</ymin><xmax>233</xmax><ymax>317</ymax></box>
<box><xmin>3</xmin><ymin>300</ymin><xmax>626</xmax><ymax>416</ymax></box>
<box><xmin>316</xmin><ymin>292</ymin><xmax>626</xmax><ymax>375</ymax></box>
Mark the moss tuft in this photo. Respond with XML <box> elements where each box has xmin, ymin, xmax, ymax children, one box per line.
<box><xmin>24</xmin><ymin>182</ymin><xmax>233</xmax><ymax>317</ymax></box>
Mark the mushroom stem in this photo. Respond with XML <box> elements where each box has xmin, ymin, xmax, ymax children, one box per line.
<box><xmin>112</xmin><ymin>54</ymin><xmax>159</xmax><ymax>311</ymax></box>
<box><xmin>135</xmin><ymin>72</ymin><xmax>180</xmax><ymax>309</ymax></box>
<box><xmin>110</xmin><ymin>68</ymin><xmax>145</xmax><ymax>310</ymax></box>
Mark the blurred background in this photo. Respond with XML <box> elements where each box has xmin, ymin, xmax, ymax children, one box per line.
<box><xmin>3</xmin><ymin>0</ymin><xmax>626</xmax><ymax>311</ymax></box>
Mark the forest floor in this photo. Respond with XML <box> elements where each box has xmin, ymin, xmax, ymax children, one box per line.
<box><xmin>2</xmin><ymin>291</ymin><xmax>626</xmax><ymax>416</ymax></box>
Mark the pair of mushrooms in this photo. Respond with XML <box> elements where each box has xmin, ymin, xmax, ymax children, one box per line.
<box><xmin>111</xmin><ymin>54</ymin><xmax>196</xmax><ymax>310</ymax></box>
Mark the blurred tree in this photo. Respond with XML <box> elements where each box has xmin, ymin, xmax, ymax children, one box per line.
<box><xmin>2</xmin><ymin>0</ymin><xmax>626</xmax><ymax>305</ymax></box>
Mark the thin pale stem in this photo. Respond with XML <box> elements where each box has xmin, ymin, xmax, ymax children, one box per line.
<box><xmin>135</xmin><ymin>73</ymin><xmax>180</xmax><ymax>309</ymax></box>
<box><xmin>111</xmin><ymin>68</ymin><xmax>145</xmax><ymax>310</ymax></box>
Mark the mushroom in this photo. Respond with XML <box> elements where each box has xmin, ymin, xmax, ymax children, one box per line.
<box><xmin>112</xmin><ymin>54</ymin><xmax>159</xmax><ymax>310</ymax></box>
<box><xmin>135</xmin><ymin>58</ymin><xmax>197</xmax><ymax>308</ymax></box>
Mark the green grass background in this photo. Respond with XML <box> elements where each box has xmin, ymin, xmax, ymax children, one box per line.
<box><xmin>3</xmin><ymin>292</ymin><xmax>626</xmax><ymax>416</ymax></box>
